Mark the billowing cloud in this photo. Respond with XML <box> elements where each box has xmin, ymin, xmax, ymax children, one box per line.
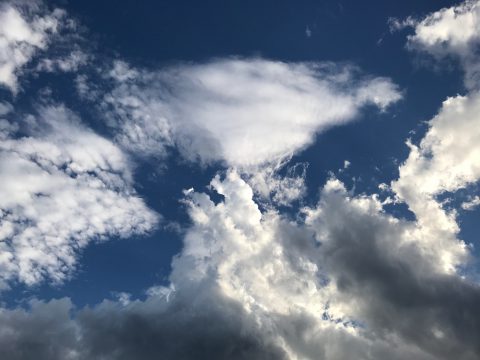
<box><xmin>1</xmin><ymin>170</ymin><xmax>479</xmax><ymax>359</ymax></box>
<box><xmin>101</xmin><ymin>59</ymin><xmax>401</xmax><ymax>168</ymax></box>
<box><xmin>0</xmin><ymin>105</ymin><xmax>158</xmax><ymax>288</ymax></box>
<box><xmin>393</xmin><ymin>93</ymin><xmax>480</xmax><ymax>201</ymax></box>
<box><xmin>390</xmin><ymin>93</ymin><xmax>480</xmax><ymax>273</ymax></box>
<box><xmin>385</xmin><ymin>0</ymin><xmax>480</xmax><ymax>275</ymax></box>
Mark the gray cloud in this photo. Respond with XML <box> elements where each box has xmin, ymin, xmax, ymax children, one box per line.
<box><xmin>0</xmin><ymin>286</ymin><xmax>288</xmax><ymax>360</ymax></box>
<box><xmin>307</xmin><ymin>181</ymin><xmax>480</xmax><ymax>360</ymax></box>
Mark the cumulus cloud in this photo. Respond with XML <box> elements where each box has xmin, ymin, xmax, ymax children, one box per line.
<box><xmin>391</xmin><ymin>92</ymin><xmax>480</xmax><ymax>273</ymax></box>
<box><xmin>101</xmin><ymin>58</ymin><xmax>401</xmax><ymax>168</ymax></box>
<box><xmin>0</xmin><ymin>105</ymin><xmax>158</xmax><ymax>288</ymax></box>
<box><xmin>393</xmin><ymin>93</ymin><xmax>480</xmax><ymax>198</ymax></box>
<box><xmin>404</xmin><ymin>0</ymin><xmax>480</xmax><ymax>56</ymax></box>
<box><xmin>394</xmin><ymin>0</ymin><xmax>480</xmax><ymax>89</ymax></box>
<box><xmin>305</xmin><ymin>179</ymin><xmax>480</xmax><ymax>360</ymax></box>
<box><xmin>388</xmin><ymin>0</ymin><xmax>480</xmax><ymax>274</ymax></box>
<box><xmin>1</xmin><ymin>171</ymin><xmax>480</xmax><ymax>359</ymax></box>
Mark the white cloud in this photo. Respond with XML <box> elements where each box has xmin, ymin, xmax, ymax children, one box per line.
<box><xmin>102</xmin><ymin>58</ymin><xmax>401</xmax><ymax>169</ymax></box>
<box><xmin>245</xmin><ymin>162</ymin><xmax>308</xmax><ymax>206</ymax></box>
<box><xmin>36</xmin><ymin>49</ymin><xmax>89</xmax><ymax>73</ymax></box>
<box><xmin>0</xmin><ymin>2</ymin><xmax>65</xmax><ymax>93</ymax></box>
<box><xmin>387</xmin><ymin>1</ymin><xmax>480</xmax><ymax>274</ymax></box>
<box><xmin>392</xmin><ymin>92</ymin><xmax>480</xmax><ymax>272</ymax></box>
<box><xmin>397</xmin><ymin>0</ymin><xmax>480</xmax><ymax>89</ymax></box>
<box><xmin>462</xmin><ymin>195</ymin><xmax>480</xmax><ymax>210</ymax></box>
<box><xmin>405</xmin><ymin>0</ymin><xmax>480</xmax><ymax>56</ymax></box>
<box><xmin>0</xmin><ymin>105</ymin><xmax>158</xmax><ymax>288</ymax></box>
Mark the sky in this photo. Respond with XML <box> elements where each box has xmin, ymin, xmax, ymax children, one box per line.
<box><xmin>1</xmin><ymin>0</ymin><xmax>480</xmax><ymax>359</ymax></box>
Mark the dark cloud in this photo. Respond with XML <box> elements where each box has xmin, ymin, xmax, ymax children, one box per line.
<box><xmin>0</xmin><ymin>299</ymin><xmax>78</xmax><ymax>360</ymax></box>
<box><xmin>0</xmin><ymin>286</ymin><xmax>287</xmax><ymax>360</ymax></box>
<box><xmin>309</xmin><ymin>183</ymin><xmax>480</xmax><ymax>360</ymax></box>
<box><xmin>78</xmin><ymin>288</ymin><xmax>287</xmax><ymax>360</ymax></box>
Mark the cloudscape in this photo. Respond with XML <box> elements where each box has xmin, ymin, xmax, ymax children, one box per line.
<box><xmin>1</xmin><ymin>0</ymin><xmax>480</xmax><ymax>359</ymax></box>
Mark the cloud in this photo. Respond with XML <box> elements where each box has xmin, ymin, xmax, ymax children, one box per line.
<box><xmin>0</xmin><ymin>294</ymin><xmax>288</xmax><ymax>360</ymax></box>
<box><xmin>394</xmin><ymin>93</ymin><xmax>480</xmax><ymax>198</ymax></box>
<box><xmin>245</xmin><ymin>162</ymin><xmax>308</xmax><ymax>206</ymax></box>
<box><xmin>0</xmin><ymin>105</ymin><xmax>158</xmax><ymax>288</ymax></box>
<box><xmin>404</xmin><ymin>0</ymin><xmax>480</xmax><ymax>56</ymax></box>
<box><xmin>36</xmin><ymin>49</ymin><xmax>89</xmax><ymax>73</ymax></box>
<box><xmin>388</xmin><ymin>0</ymin><xmax>480</xmax><ymax>274</ymax></box>
<box><xmin>391</xmin><ymin>92</ymin><xmax>480</xmax><ymax>273</ymax></box>
<box><xmin>0</xmin><ymin>1</ymin><xmax>68</xmax><ymax>93</ymax></box>
<box><xmin>0</xmin><ymin>298</ymin><xmax>80</xmax><ymax>360</ymax></box>
<box><xmin>394</xmin><ymin>0</ymin><xmax>480</xmax><ymax>89</ymax></box>
<box><xmin>101</xmin><ymin>58</ymin><xmax>401</xmax><ymax>168</ymax></box>
<box><xmin>1</xmin><ymin>171</ymin><xmax>479</xmax><ymax>359</ymax></box>
<box><xmin>462</xmin><ymin>195</ymin><xmax>480</xmax><ymax>210</ymax></box>
<box><xmin>305</xmin><ymin>179</ymin><xmax>480</xmax><ymax>360</ymax></box>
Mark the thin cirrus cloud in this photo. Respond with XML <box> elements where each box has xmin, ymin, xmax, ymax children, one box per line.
<box><xmin>101</xmin><ymin>59</ymin><xmax>402</xmax><ymax>169</ymax></box>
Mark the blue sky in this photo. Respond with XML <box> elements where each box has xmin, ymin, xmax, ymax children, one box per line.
<box><xmin>1</xmin><ymin>0</ymin><xmax>480</xmax><ymax>359</ymax></box>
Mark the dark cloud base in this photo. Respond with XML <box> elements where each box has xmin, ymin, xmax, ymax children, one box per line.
<box><xmin>0</xmin><ymin>286</ymin><xmax>287</xmax><ymax>360</ymax></box>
